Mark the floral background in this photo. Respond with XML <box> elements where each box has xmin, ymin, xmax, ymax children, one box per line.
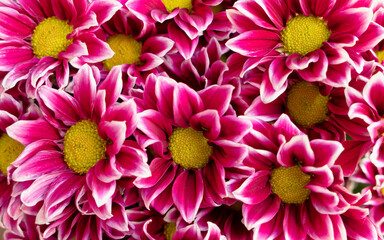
<box><xmin>1</xmin><ymin>0</ymin><xmax>384</xmax><ymax>239</ymax></box>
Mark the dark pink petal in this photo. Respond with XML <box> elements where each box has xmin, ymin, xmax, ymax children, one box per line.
<box><xmin>226</xmin><ymin>30</ymin><xmax>280</xmax><ymax>57</ymax></box>
<box><xmin>253</xmin><ymin>206</ymin><xmax>284</xmax><ymax>239</ymax></box>
<box><xmin>260</xmin><ymin>71</ymin><xmax>288</xmax><ymax>103</ymax></box>
<box><xmin>245</xmin><ymin>96</ymin><xmax>284</xmax><ymax>121</ymax></box>
<box><xmin>156</xmin><ymin>76</ymin><xmax>177</xmax><ymax>120</ymax></box>
<box><xmin>190</xmin><ymin>110</ymin><xmax>221</xmax><ymax>140</ymax></box>
<box><xmin>371</xmin><ymin>137</ymin><xmax>384</xmax><ymax>168</ymax></box>
<box><xmin>233</xmin><ymin>0</ymin><xmax>277</xmax><ymax>30</ymax></box>
<box><xmin>363</xmin><ymin>71</ymin><xmax>384</xmax><ymax>116</ymax></box>
<box><xmin>7</xmin><ymin>119</ymin><xmax>60</xmax><ymax>145</ymax></box>
<box><xmin>297</xmin><ymin>50</ymin><xmax>328</xmax><ymax>81</ymax></box>
<box><xmin>0</xmin><ymin>40</ymin><xmax>33</xmax><ymax>71</ymax></box>
<box><xmin>59</xmin><ymin>39</ymin><xmax>89</xmax><ymax>60</ymax></box>
<box><xmin>199</xmin><ymin>85</ymin><xmax>233</xmax><ymax>116</ymax></box>
<box><xmin>172</xmin><ymin>170</ymin><xmax>204</xmax><ymax>223</ymax></box>
<box><xmin>87</xmin><ymin>0</ymin><xmax>122</xmax><ymax>25</ymax></box>
<box><xmin>0</xmin><ymin>7</ymin><xmax>36</xmax><ymax>39</ymax></box>
<box><xmin>38</xmin><ymin>86</ymin><xmax>82</xmax><ymax>125</ymax></box>
<box><xmin>12</xmin><ymin>151</ymin><xmax>66</xmax><ymax>181</ymax></box>
<box><xmin>74</xmin><ymin>33</ymin><xmax>115</xmax><ymax>63</ymax></box>
<box><xmin>203</xmin><ymin>222</ymin><xmax>221</xmax><ymax>240</ymax></box>
<box><xmin>343</xmin><ymin>216</ymin><xmax>379</xmax><ymax>240</ymax></box>
<box><xmin>255</xmin><ymin>0</ymin><xmax>289</xmax><ymax>30</ymax></box>
<box><xmin>168</xmin><ymin>22</ymin><xmax>198</xmax><ymax>59</ymax></box>
<box><xmin>0</xmin><ymin>111</ymin><xmax>17</xmax><ymax>131</ymax></box>
<box><xmin>116</xmin><ymin>144</ymin><xmax>150</xmax><ymax>178</ymax></box>
<box><xmin>328</xmin><ymin>8</ymin><xmax>372</xmax><ymax>37</ymax></box>
<box><xmin>73</xmin><ymin>64</ymin><xmax>97</xmax><ymax>117</ymax></box>
<box><xmin>307</xmin><ymin>185</ymin><xmax>342</xmax><ymax>214</ymax></box>
<box><xmin>150</xmin><ymin>184</ymin><xmax>174</xmax><ymax>215</ymax></box>
<box><xmin>173</xmin><ymin>224</ymin><xmax>203</xmax><ymax>240</ymax></box>
<box><xmin>354</xmin><ymin>22</ymin><xmax>384</xmax><ymax>52</ymax></box>
<box><xmin>243</xmin><ymin>195</ymin><xmax>281</xmax><ymax>229</ymax></box>
<box><xmin>125</xmin><ymin>0</ymin><xmax>165</xmax><ymax>23</ymax></box>
<box><xmin>212</xmin><ymin>139</ymin><xmax>248</xmax><ymax>168</ymax></box>
<box><xmin>274</xmin><ymin>114</ymin><xmax>303</xmax><ymax>140</ymax></box>
<box><xmin>277</xmin><ymin>135</ymin><xmax>315</xmax><ymax>167</ymax></box>
<box><xmin>286</xmin><ymin>52</ymin><xmax>319</xmax><ymax>70</ymax></box>
<box><xmin>2</xmin><ymin>59</ymin><xmax>39</xmax><ymax>90</ymax></box>
<box><xmin>103</xmin><ymin>99</ymin><xmax>137</xmax><ymax>137</ymax></box>
<box><xmin>86</xmin><ymin>168</ymin><xmax>116</xmax><ymax>207</ymax></box>
<box><xmin>137</xmin><ymin>53</ymin><xmax>164</xmax><ymax>71</ymax></box>
<box><xmin>324</xmin><ymin>62</ymin><xmax>351</xmax><ymax>88</ymax></box>
<box><xmin>302</xmin><ymin>202</ymin><xmax>334</xmax><ymax>239</ymax></box>
<box><xmin>30</xmin><ymin>58</ymin><xmax>60</xmax><ymax>88</ymax></box>
<box><xmin>310</xmin><ymin>139</ymin><xmax>343</xmax><ymax>167</ymax></box>
<box><xmin>232</xmin><ymin>170</ymin><xmax>271</xmax><ymax>205</ymax></box>
<box><xmin>99</xmin><ymin>120</ymin><xmax>126</xmax><ymax>156</ymax></box>
<box><xmin>142</xmin><ymin>36</ymin><xmax>174</xmax><ymax>56</ymax></box>
<box><xmin>348</xmin><ymin>102</ymin><xmax>378</xmax><ymax>125</ymax></box>
<box><xmin>98</xmin><ymin>65</ymin><xmax>123</xmax><ymax>108</ymax></box>
<box><xmin>283</xmin><ymin>205</ymin><xmax>306</xmax><ymax>239</ymax></box>
<box><xmin>17</xmin><ymin>0</ymin><xmax>45</xmax><ymax>22</ymax></box>
<box><xmin>269</xmin><ymin>57</ymin><xmax>292</xmax><ymax>90</ymax></box>
<box><xmin>336</xmin><ymin>141</ymin><xmax>371</xmax><ymax>176</ymax></box>
<box><xmin>94</xmin><ymin>156</ymin><xmax>122</xmax><ymax>183</ymax></box>
<box><xmin>299</xmin><ymin>0</ymin><xmax>336</xmax><ymax>17</ymax></box>
<box><xmin>202</xmin><ymin>159</ymin><xmax>227</xmax><ymax>206</ymax></box>
<box><xmin>226</xmin><ymin>9</ymin><xmax>263</xmax><ymax>33</ymax></box>
<box><xmin>302</xmin><ymin>165</ymin><xmax>333</xmax><ymax>187</ymax></box>
<box><xmin>173</xmin><ymin>83</ymin><xmax>204</xmax><ymax>127</ymax></box>
<box><xmin>218</xmin><ymin>116</ymin><xmax>252</xmax><ymax>142</ymax></box>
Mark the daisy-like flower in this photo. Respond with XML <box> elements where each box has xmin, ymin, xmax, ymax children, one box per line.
<box><xmin>0</xmin><ymin>0</ymin><xmax>121</xmax><ymax>96</ymax></box>
<box><xmin>134</xmin><ymin>74</ymin><xmax>251</xmax><ymax>223</ymax></box>
<box><xmin>99</xmin><ymin>2</ymin><xmax>174</xmax><ymax>86</ymax></box>
<box><xmin>126</xmin><ymin>0</ymin><xmax>221</xmax><ymax>59</ymax></box>
<box><xmin>6</xmin><ymin>65</ymin><xmax>150</xmax><ymax>227</ymax></box>
<box><xmin>235</xmin><ymin>114</ymin><xmax>378</xmax><ymax>239</ymax></box>
<box><xmin>226</xmin><ymin>0</ymin><xmax>384</xmax><ymax>102</ymax></box>
<box><xmin>0</xmin><ymin>92</ymin><xmax>40</xmax><ymax>235</ymax></box>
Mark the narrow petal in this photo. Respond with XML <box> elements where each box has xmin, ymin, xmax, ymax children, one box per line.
<box><xmin>172</xmin><ymin>170</ymin><xmax>204</xmax><ymax>223</ymax></box>
<box><xmin>73</xmin><ymin>64</ymin><xmax>97</xmax><ymax>117</ymax></box>
<box><xmin>98</xmin><ymin>65</ymin><xmax>123</xmax><ymax>108</ymax></box>
<box><xmin>243</xmin><ymin>195</ymin><xmax>281</xmax><ymax>230</ymax></box>
<box><xmin>199</xmin><ymin>85</ymin><xmax>234</xmax><ymax>116</ymax></box>
<box><xmin>190</xmin><ymin>110</ymin><xmax>221</xmax><ymax>140</ymax></box>
<box><xmin>283</xmin><ymin>205</ymin><xmax>306</xmax><ymax>240</ymax></box>
<box><xmin>86</xmin><ymin>168</ymin><xmax>116</xmax><ymax>207</ymax></box>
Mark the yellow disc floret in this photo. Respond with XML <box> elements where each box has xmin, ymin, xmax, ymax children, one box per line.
<box><xmin>281</xmin><ymin>15</ymin><xmax>331</xmax><ymax>56</ymax></box>
<box><xmin>286</xmin><ymin>81</ymin><xmax>329</xmax><ymax>128</ymax></box>
<box><xmin>376</xmin><ymin>50</ymin><xmax>384</xmax><ymax>63</ymax></box>
<box><xmin>31</xmin><ymin>16</ymin><xmax>73</xmax><ymax>59</ymax></box>
<box><xmin>164</xmin><ymin>222</ymin><xmax>177</xmax><ymax>240</ymax></box>
<box><xmin>0</xmin><ymin>133</ymin><xmax>25</xmax><ymax>176</ymax></box>
<box><xmin>270</xmin><ymin>165</ymin><xmax>311</xmax><ymax>204</ymax></box>
<box><xmin>63</xmin><ymin>120</ymin><xmax>107</xmax><ymax>175</ymax></box>
<box><xmin>168</xmin><ymin>127</ymin><xmax>212</xmax><ymax>169</ymax></box>
<box><xmin>161</xmin><ymin>0</ymin><xmax>193</xmax><ymax>13</ymax></box>
<box><xmin>103</xmin><ymin>34</ymin><xmax>142</xmax><ymax>71</ymax></box>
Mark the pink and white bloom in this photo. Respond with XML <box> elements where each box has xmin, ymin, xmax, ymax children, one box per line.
<box><xmin>6</xmin><ymin>65</ymin><xmax>150</xmax><ymax>228</ymax></box>
<box><xmin>226</xmin><ymin>0</ymin><xmax>384</xmax><ymax>102</ymax></box>
<box><xmin>134</xmin><ymin>74</ymin><xmax>252</xmax><ymax>223</ymax></box>
<box><xmin>0</xmin><ymin>0</ymin><xmax>121</xmax><ymax>97</ymax></box>
<box><xmin>235</xmin><ymin>114</ymin><xmax>377</xmax><ymax>239</ymax></box>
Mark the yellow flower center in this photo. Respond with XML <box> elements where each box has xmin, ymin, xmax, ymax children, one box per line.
<box><xmin>168</xmin><ymin>127</ymin><xmax>212</xmax><ymax>169</ymax></box>
<box><xmin>286</xmin><ymin>81</ymin><xmax>329</xmax><ymax>128</ymax></box>
<box><xmin>270</xmin><ymin>165</ymin><xmax>311</xmax><ymax>204</ymax></box>
<box><xmin>31</xmin><ymin>16</ymin><xmax>74</xmax><ymax>59</ymax></box>
<box><xmin>210</xmin><ymin>4</ymin><xmax>224</xmax><ymax>14</ymax></box>
<box><xmin>164</xmin><ymin>222</ymin><xmax>177</xmax><ymax>240</ymax></box>
<box><xmin>63</xmin><ymin>120</ymin><xmax>107</xmax><ymax>175</ymax></box>
<box><xmin>0</xmin><ymin>133</ymin><xmax>25</xmax><ymax>176</ymax></box>
<box><xmin>103</xmin><ymin>34</ymin><xmax>142</xmax><ymax>71</ymax></box>
<box><xmin>161</xmin><ymin>0</ymin><xmax>193</xmax><ymax>13</ymax></box>
<box><xmin>376</xmin><ymin>50</ymin><xmax>384</xmax><ymax>63</ymax></box>
<box><xmin>281</xmin><ymin>15</ymin><xmax>331</xmax><ymax>56</ymax></box>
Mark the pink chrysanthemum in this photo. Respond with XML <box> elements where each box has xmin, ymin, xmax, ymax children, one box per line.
<box><xmin>234</xmin><ymin>114</ymin><xmax>379</xmax><ymax>239</ymax></box>
<box><xmin>226</xmin><ymin>0</ymin><xmax>384</xmax><ymax>102</ymax></box>
<box><xmin>0</xmin><ymin>0</ymin><xmax>121</xmax><ymax>96</ymax></box>
<box><xmin>6</xmin><ymin>65</ymin><xmax>150</xmax><ymax>228</ymax></box>
<box><xmin>126</xmin><ymin>0</ymin><xmax>221</xmax><ymax>59</ymax></box>
<box><xmin>133</xmin><ymin>74</ymin><xmax>251</xmax><ymax>223</ymax></box>
<box><xmin>100</xmin><ymin>2</ymin><xmax>174</xmax><ymax>86</ymax></box>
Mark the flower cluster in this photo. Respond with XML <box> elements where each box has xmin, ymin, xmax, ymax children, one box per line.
<box><xmin>1</xmin><ymin>0</ymin><xmax>384</xmax><ymax>239</ymax></box>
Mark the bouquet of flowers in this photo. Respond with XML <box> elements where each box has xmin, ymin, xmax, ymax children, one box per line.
<box><xmin>1</xmin><ymin>0</ymin><xmax>384</xmax><ymax>239</ymax></box>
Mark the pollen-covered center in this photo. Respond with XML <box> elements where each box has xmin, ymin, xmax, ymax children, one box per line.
<box><xmin>162</xmin><ymin>0</ymin><xmax>193</xmax><ymax>13</ymax></box>
<box><xmin>63</xmin><ymin>120</ymin><xmax>107</xmax><ymax>175</ymax></box>
<box><xmin>286</xmin><ymin>81</ymin><xmax>329</xmax><ymax>128</ymax></box>
<box><xmin>270</xmin><ymin>165</ymin><xmax>311</xmax><ymax>204</ymax></box>
<box><xmin>103</xmin><ymin>34</ymin><xmax>142</xmax><ymax>71</ymax></box>
<box><xmin>164</xmin><ymin>222</ymin><xmax>176</xmax><ymax>240</ymax></box>
<box><xmin>168</xmin><ymin>127</ymin><xmax>212</xmax><ymax>169</ymax></box>
<box><xmin>376</xmin><ymin>50</ymin><xmax>384</xmax><ymax>63</ymax></box>
<box><xmin>281</xmin><ymin>15</ymin><xmax>331</xmax><ymax>56</ymax></box>
<box><xmin>0</xmin><ymin>133</ymin><xmax>24</xmax><ymax>176</ymax></box>
<box><xmin>31</xmin><ymin>16</ymin><xmax>73</xmax><ymax>59</ymax></box>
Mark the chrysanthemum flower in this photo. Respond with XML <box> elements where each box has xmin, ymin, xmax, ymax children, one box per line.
<box><xmin>235</xmin><ymin>114</ymin><xmax>377</xmax><ymax>239</ymax></box>
<box><xmin>134</xmin><ymin>74</ymin><xmax>251</xmax><ymax>223</ymax></box>
<box><xmin>0</xmin><ymin>93</ymin><xmax>40</xmax><ymax>235</ymax></box>
<box><xmin>226</xmin><ymin>0</ymin><xmax>384</xmax><ymax>102</ymax></box>
<box><xmin>6</xmin><ymin>65</ymin><xmax>150</xmax><ymax>225</ymax></box>
<box><xmin>126</xmin><ymin>0</ymin><xmax>221</xmax><ymax>59</ymax></box>
<box><xmin>0</xmin><ymin>0</ymin><xmax>121</xmax><ymax>96</ymax></box>
<box><xmin>100</xmin><ymin>2</ymin><xmax>174</xmax><ymax>86</ymax></box>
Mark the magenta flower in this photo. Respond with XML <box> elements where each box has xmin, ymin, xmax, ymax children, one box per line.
<box><xmin>134</xmin><ymin>74</ymin><xmax>251</xmax><ymax>223</ymax></box>
<box><xmin>6</xmin><ymin>65</ymin><xmax>150</xmax><ymax>226</ymax></box>
<box><xmin>0</xmin><ymin>0</ymin><xmax>121</xmax><ymax>96</ymax></box>
<box><xmin>226</xmin><ymin>0</ymin><xmax>384</xmax><ymax>102</ymax></box>
<box><xmin>100</xmin><ymin>3</ymin><xmax>174</xmax><ymax>86</ymax></box>
<box><xmin>235</xmin><ymin>114</ymin><xmax>376</xmax><ymax>239</ymax></box>
<box><xmin>126</xmin><ymin>0</ymin><xmax>220</xmax><ymax>59</ymax></box>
